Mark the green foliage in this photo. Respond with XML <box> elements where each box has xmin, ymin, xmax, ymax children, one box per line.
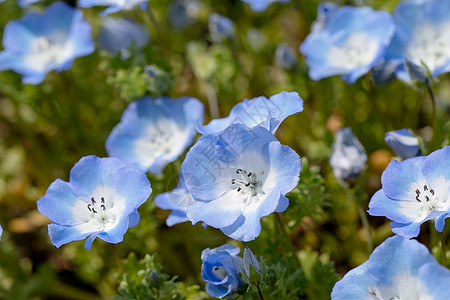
<box><xmin>115</xmin><ymin>253</ymin><xmax>209</xmax><ymax>300</ymax></box>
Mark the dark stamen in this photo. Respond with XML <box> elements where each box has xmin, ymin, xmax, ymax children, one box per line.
<box><xmin>416</xmin><ymin>195</ymin><xmax>421</xmax><ymax>202</ymax></box>
<box><xmin>231</xmin><ymin>179</ymin><xmax>236</xmax><ymax>184</ymax></box>
<box><xmin>424</xmin><ymin>185</ymin><xmax>428</xmax><ymax>191</ymax></box>
<box><xmin>415</xmin><ymin>189</ymin><xmax>420</xmax><ymax>195</ymax></box>
<box><xmin>92</xmin><ymin>207</ymin><xmax>97</xmax><ymax>214</ymax></box>
<box><xmin>245</xmin><ymin>182</ymin><xmax>251</xmax><ymax>187</ymax></box>
<box><xmin>237</xmin><ymin>187</ymin><xmax>242</xmax><ymax>192</ymax></box>
<box><xmin>87</xmin><ymin>204</ymin><xmax>92</xmax><ymax>212</ymax></box>
<box><xmin>91</xmin><ymin>197</ymin><xmax>96</xmax><ymax>205</ymax></box>
<box><xmin>101</xmin><ymin>197</ymin><xmax>105</xmax><ymax>203</ymax></box>
<box><xmin>248</xmin><ymin>172</ymin><xmax>252</xmax><ymax>177</ymax></box>
<box><xmin>426</xmin><ymin>196</ymin><xmax>430</xmax><ymax>202</ymax></box>
<box><xmin>101</xmin><ymin>205</ymin><xmax>105</xmax><ymax>211</ymax></box>
<box><xmin>236</xmin><ymin>169</ymin><xmax>242</xmax><ymax>174</ymax></box>
<box><xmin>430</xmin><ymin>189</ymin><xmax>435</xmax><ymax>195</ymax></box>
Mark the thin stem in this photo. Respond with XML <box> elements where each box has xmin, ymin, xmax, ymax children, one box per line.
<box><xmin>425</xmin><ymin>84</ymin><xmax>437</xmax><ymax>149</ymax></box>
<box><xmin>142</xmin><ymin>7</ymin><xmax>166</xmax><ymax>53</ymax></box>
<box><xmin>256</xmin><ymin>283</ymin><xmax>265</xmax><ymax>300</ymax></box>
<box><xmin>440</xmin><ymin>231</ymin><xmax>447</xmax><ymax>267</ymax></box>
<box><xmin>275</xmin><ymin>213</ymin><xmax>301</xmax><ymax>268</ymax></box>
<box><xmin>343</xmin><ymin>184</ymin><xmax>373</xmax><ymax>254</ymax></box>
<box><xmin>110</xmin><ymin>244</ymin><xmax>124</xmax><ymax>273</ymax></box>
<box><xmin>204</xmin><ymin>81</ymin><xmax>220</xmax><ymax>119</ymax></box>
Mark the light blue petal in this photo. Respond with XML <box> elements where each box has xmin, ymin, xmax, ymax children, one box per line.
<box><xmin>40</xmin><ymin>2</ymin><xmax>75</xmax><ymax>41</ymax></box>
<box><xmin>368</xmin><ymin>190</ymin><xmax>417</xmax><ymax>223</ymax></box>
<box><xmin>84</xmin><ymin>235</ymin><xmax>97</xmax><ymax>249</ymax></box>
<box><xmin>331</xmin><ymin>261</ymin><xmax>375</xmax><ymax>299</ymax></box>
<box><xmin>166</xmin><ymin>211</ymin><xmax>189</xmax><ymax>227</ymax></box>
<box><xmin>78</xmin><ymin>0</ymin><xmax>116</xmax><ymax>7</ymax></box>
<box><xmin>111</xmin><ymin>166</ymin><xmax>152</xmax><ymax>216</ymax></box>
<box><xmin>434</xmin><ymin>213</ymin><xmax>448</xmax><ymax>232</ymax></box>
<box><xmin>37</xmin><ymin>179</ymin><xmax>85</xmax><ymax>225</ymax></box>
<box><xmin>418</xmin><ymin>262</ymin><xmax>450</xmax><ymax>299</ymax></box>
<box><xmin>205</xmin><ymin>283</ymin><xmax>229</xmax><ymax>298</ymax></box>
<box><xmin>390</xmin><ymin>221</ymin><xmax>422</xmax><ymax>238</ymax></box>
<box><xmin>128</xmin><ymin>210</ymin><xmax>140</xmax><ymax>228</ymax></box>
<box><xmin>96</xmin><ymin>215</ymin><xmax>129</xmax><ymax>244</ymax></box>
<box><xmin>48</xmin><ymin>223</ymin><xmax>98</xmax><ymax>248</ymax></box>
<box><xmin>380</xmin><ymin>156</ymin><xmax>426</xmax><ymax>200</ymax></box>
<box><xmin>274</xmin><ymin>194</ymin><xmax>289</xmax><ymax>213</ymax></box>
<box><xmin>2</xmin><ymin>14</ymin><xmax>41</xmax><ymax>53</ymax></box>
<box><xmin>264</xmin><ymin>141</ymin><xmax>301</xmax><ymax>194</ymax></box>
<box><xmin>385</xmin><ymin>128</ymin><xmax>420</xmax><ymax>160</ymax></box>
<box><xmin>422</xmin><ymin>146</ymin><xmax>450</xmax><ymax>187</ymax></box>
<box><xmin>69</xmin><ymin>155</ymin><xmax>128</xmax><ymax>200</ymax></box>
<box><xmin>65</xmin><ymin>8</ymin><xmax>95</xmax><ymax>59</ymax></box>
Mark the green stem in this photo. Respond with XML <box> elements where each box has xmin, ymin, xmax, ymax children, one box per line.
<box><xmin>440</xmin><ymin>231</ymin><xmax>447</xmax><ymax>267</ymax></box>
<box><xmin>275</xmin><ymin>213</ymin><xmax>301</xmax><ymax>268</ymax></box>
<box><xmin>203</xmin><ymin>81</ymin><xmax>220</xmax><ymax>119</ymax></box>
<box><xmin>110</xmin><ymin>244</ymin><xmax>124</xmax><ymax>274</ymax></box>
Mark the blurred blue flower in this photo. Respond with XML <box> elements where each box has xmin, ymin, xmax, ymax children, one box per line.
<box><xmin>384</xmin><ymin>0</ymin><xmax>450</xmax><ymax>82</ymax></box>
<box><xmin>197</xmin><ymin>91</ymin><xmax>303</xmax><ymax>135</ymax></box>
<box><xmin>98</xmin><ymin>17</ymin><xmax>149</xmax><ymax>59</ymax></box>
<box><xmin>0</xmin><ymin>1</ymin><xmax>94</xmax><ymax>84</ymax></box>
<box><xmin>106</xmin><ymin>96</ymin><xmax>204</xmax><ymax>175</ymax></box>
<box><xmin>18</xmin><ymin>0</ymin><xmax>39</xmax><ymax>7</ymax></box>
<box><xmin>201</xmin><ymin>244</ymin><xmax>243</xmax><ymax>298</ymax></box>
<box><xmin>154</xmin><ymin>174</ymin><xmax>191</xmax><ymax>227</ymax></box>
<box><xmin>331</xmin><ymin>235</ymin><xmax>450</xmax><ymax>299</ymax></box>
<box><xmin>329</xmin><ymin>127</ymin><xmax>367</xmax><ymax>181</ymax></box>
<box><xmin>275</xmin><ymin>44</ymin><xmax>296</xmax><ymax>69</ymax></box>
<box><xmin>243</xmin><ymin>246</ymin><xmax>261</xmax><ymax>277</ymax></box>
<box><xmin>0</xmin><ymin>225</ymin><xmax>2</xmax><ymax>240</ymax></box>
<box><xmin>182</xmin><ymin>124</ymin><xmax>301</xmax><ymax>241</ymax></box>
<box><xmin>368</xmin><ymin>146</ymin><xmax>450</xmax><ymax>238</ymax></box>
<box><xmin>78</xmin><ymin>0</ymin><xmax>148</xmax><ymax>16</ymax></box>
<box><xmin>240</xmin><ymin>0</ymin><xmax>289</xmax><ymax>12</ymax></box>
<box><xmin>385</xmin><ymin>128</ymin><xmax>421</xmax><ymax>160</ymax></box>
<box><xmin>168</xmin><ymin>0</ymin><xmax>199</xmax><ymax>30</ymax></box>
<box><xmin>300</xmin><ymin>5</ymin><xmax>394</xmax><ymax>83</ymax></box>
<box><xmin>37</xmin><ymin>156</ymin><xmax>152</xmax><ymax>249</ymax></box>
<box><xmin>209</xmin><ymin>13</ymin><xmax>235</xmax><ymax>43</ymax></box>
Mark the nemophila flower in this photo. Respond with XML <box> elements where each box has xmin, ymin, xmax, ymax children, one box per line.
<box><xmin>275</xmin><ymin>44</ymin><xmax>296</xmax><ymax>69</ymax></box>
<box><xmin>209</xmin><ymin>13</ymin><xmax>235</xmax><ymax>43</ymax></box>
<box><xmin>368</xmin><ymin>146</ymin><xmax>450</xmax><ymax>238</ymax></box>
<box><xmin>182</xmin><ymin>124</ymin><xmax>301</xmax><ymax>241</ymax></box>
<box><xmin>37</xmin><ymin>156</ymin><xmax>152</xmax><ymax>249</ymax></box>
<box><xmin>331</xmin><ymin>235</ymin><xmax>450</xmax><ymax>300</ymax></box>
<box><xmin>300</xmin><ymin>5</ymin><xmax>394</xmax><ymax>83</ymax></box>
<box><xmin>98</xmin><ymin>17</ymin><xmax>149</xmax><ymax>59</ymax></box>
<box><xmin>240</xmin><ymin>0</ymin><xmax>289</xmax><ymax>12</ymax></box>
<box><xmin>201</xmin><ymin>244</ymin><xmax>243</xmax><ymax>298</ymax></box>
<box><xmin>384</xmin><ymin>0</ymin><xmax>450</xmax><ymax>82</ymax></box>
<box><xmin>168</xmin><ymin>0</ymin><xmax>200</xmax><ymax>30</ymax></box>
<box><xmin>78</xmin><ymin>0</ymin><xmax>148</xmax><ymax>16</ymax></box>
<box><xmin>329</xmin><ymin>127</ymin><xmax>367</xmax><ymax>181</ymax></box>
<box><xmin>106</xmin><ymin>96</ymin><xmax>204</xmax><ymax>175</ymax></box>
<box><xmin>385</xmin><ymin>128</ymin><xmax>421</xmax><ymax>160</ymax></box>
<box><xmin>197</xmin><ymin>91</ymin><xmax>303</xmax><ymax>135</ymax></box>
<box><xmin>0</xmin><ymin>2</ymin><xmax>94</xmax><ymax>84</ymax></box>
<box><xmin>154</xmin><ymin>174</ymin><xmax>191</xmax><ymax>227</ymax></box>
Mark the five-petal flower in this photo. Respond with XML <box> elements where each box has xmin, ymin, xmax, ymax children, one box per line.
<box><xmin>368</xmin><ymin>146</ymin><xmax>450</xmax><ymax>238</ymax></box>
<box><xmin>106</xmin><ymin>96</ymin><xmax>204</xmax><ymax>175</ymax></box>
<box><xmin>182</xmin><ymin>123</ymin><xmax>301</xmax><ymax>241</ymax></box>
<box><xmin>37</xmin><ymin>155</ymin><xmax>152</xmax><ymax>249</ymax></box>
<box><xmin>0</xmin><ymin>1</ymin><xmax>94</xmax><ymax>84</ymax></box>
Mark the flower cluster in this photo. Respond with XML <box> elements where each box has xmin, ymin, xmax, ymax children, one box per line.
<box><xmin>301</xmin><ymin>0</ymin><xmax>450</xmax><ymax>83</ymax></box>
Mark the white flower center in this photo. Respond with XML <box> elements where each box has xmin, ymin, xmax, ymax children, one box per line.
<box><xmin>230</xmin><ymin>168</ymin><xmax>265</xmax><ymax>205</ymax></box>
<box><xmin>25</xmin><ymin>36</ymin><xmax>72</xmax><ymax>72</ymax></box>
<box><xmin>368</xmin><ymin>274</ymin><xmax>431</xmax><ymax>300</ymax></box>
<box><xmin>85</xmin><ymin>196</ymin><xmax>117</xmax><ymax>230</ymax></box>
<box><xmin>212</xmin><ymin>266</ymin><xmax>228</xmax><ymax>280</ymax></box>
<box><xmin>406</xmin><ymin>22</ymin><xmax>450</xmax><ymax>72</ymax></box>
<box><xmin>327</xmin><ymin>32</ymin><xmax>379</xmax><ymax>69</ymax></box>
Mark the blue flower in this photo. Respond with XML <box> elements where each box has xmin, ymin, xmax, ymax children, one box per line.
<box><xmin>0</xmin><ymin>2</ymin><xmax>94</xmax><ymax>84</ymax></box>
<box><xmin>275</xmin><ymin>44</ymin><xmax>296</xmax><ymax>69</ymax></box>
<box><xmin>78</xmin><ymin>0</ymin><xmax>148</xmax><ymax>16</ymax></box>
<box><xmin>201</xmin><ymin>244</ymin><xmax>243</xmax><ymax>298</ymax></box>
<box><xmin>98</xmin><ymin>17</ymin><xmax>149</xmax><ymax>58</ymax></box>
<box><xmin>37</xmin><ymin>155</ymin><xmax>152</xmax><ymax>249</ymax></box>
<box><xmin>329</xmin><ymin>127</ymin><xmax>367</xmax><ymax>181</ymax></box>
<box><xmin>209</xmin><ymin>13</ymin><xmax>235</xmax><ymax>43</ymax></box>
<box><xmin>182</xmin><ymin>124</ymin><xmax>301</xmax><ymax>241</ymax></box>
<box><xmin>197</xmin><ymin>91</ymin><xmax>303</xmax><ymax>135</ymax></box>
<box><xmin>154</xmin><ymin>174</ymin><xmax>191</xmax><ymax>227</ymax></box>
<box><xmin>310</xmin><ymin>2</ymin><xmax>339</xmax><ymax>31</ymax></box>
<box><xmin>168</xmin><ymin>0</ymin><xmax>200</xmax><ymax>30</ymax></box>
<box><xmin>385</xmin><ymin>128</ymin><xmax>421</xmax><ymax>160</ymax></box>
<box><xmin>300</xmin><ymin>5</ymin><xmax>394</xmax><ymax>83</ymax></box>
<box><xmin>384</xmin><ymin>0</ymin><xmax>450</xmax><ymax>82</ymax></box>
<box><xmin>0</xmin><ymin>225</ymin><xmax>2</xmax><ymax>240</ymax></box>
<box><xmin>240</xmin><ymin>0</ymin><xmax>289</xmax><ymax>12</ymax></box>
<box><xmin>18</xmin><ymin>0</ymin><xmax>39</xmax><ymax>7</ymax></box>
<box><xmin>331</xmin><ymin>235</ymin><xmax>450</xmax><ymax>299</ymax></box>
<box><xmin>368</xmin><ymin>146</ymin><xmax>450</xmax><ymax>238</ymax></box>
<box><xmin>106</xmin><ymin>96</ymin><xmax>204</xmax><ymax>175</ymax></box>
